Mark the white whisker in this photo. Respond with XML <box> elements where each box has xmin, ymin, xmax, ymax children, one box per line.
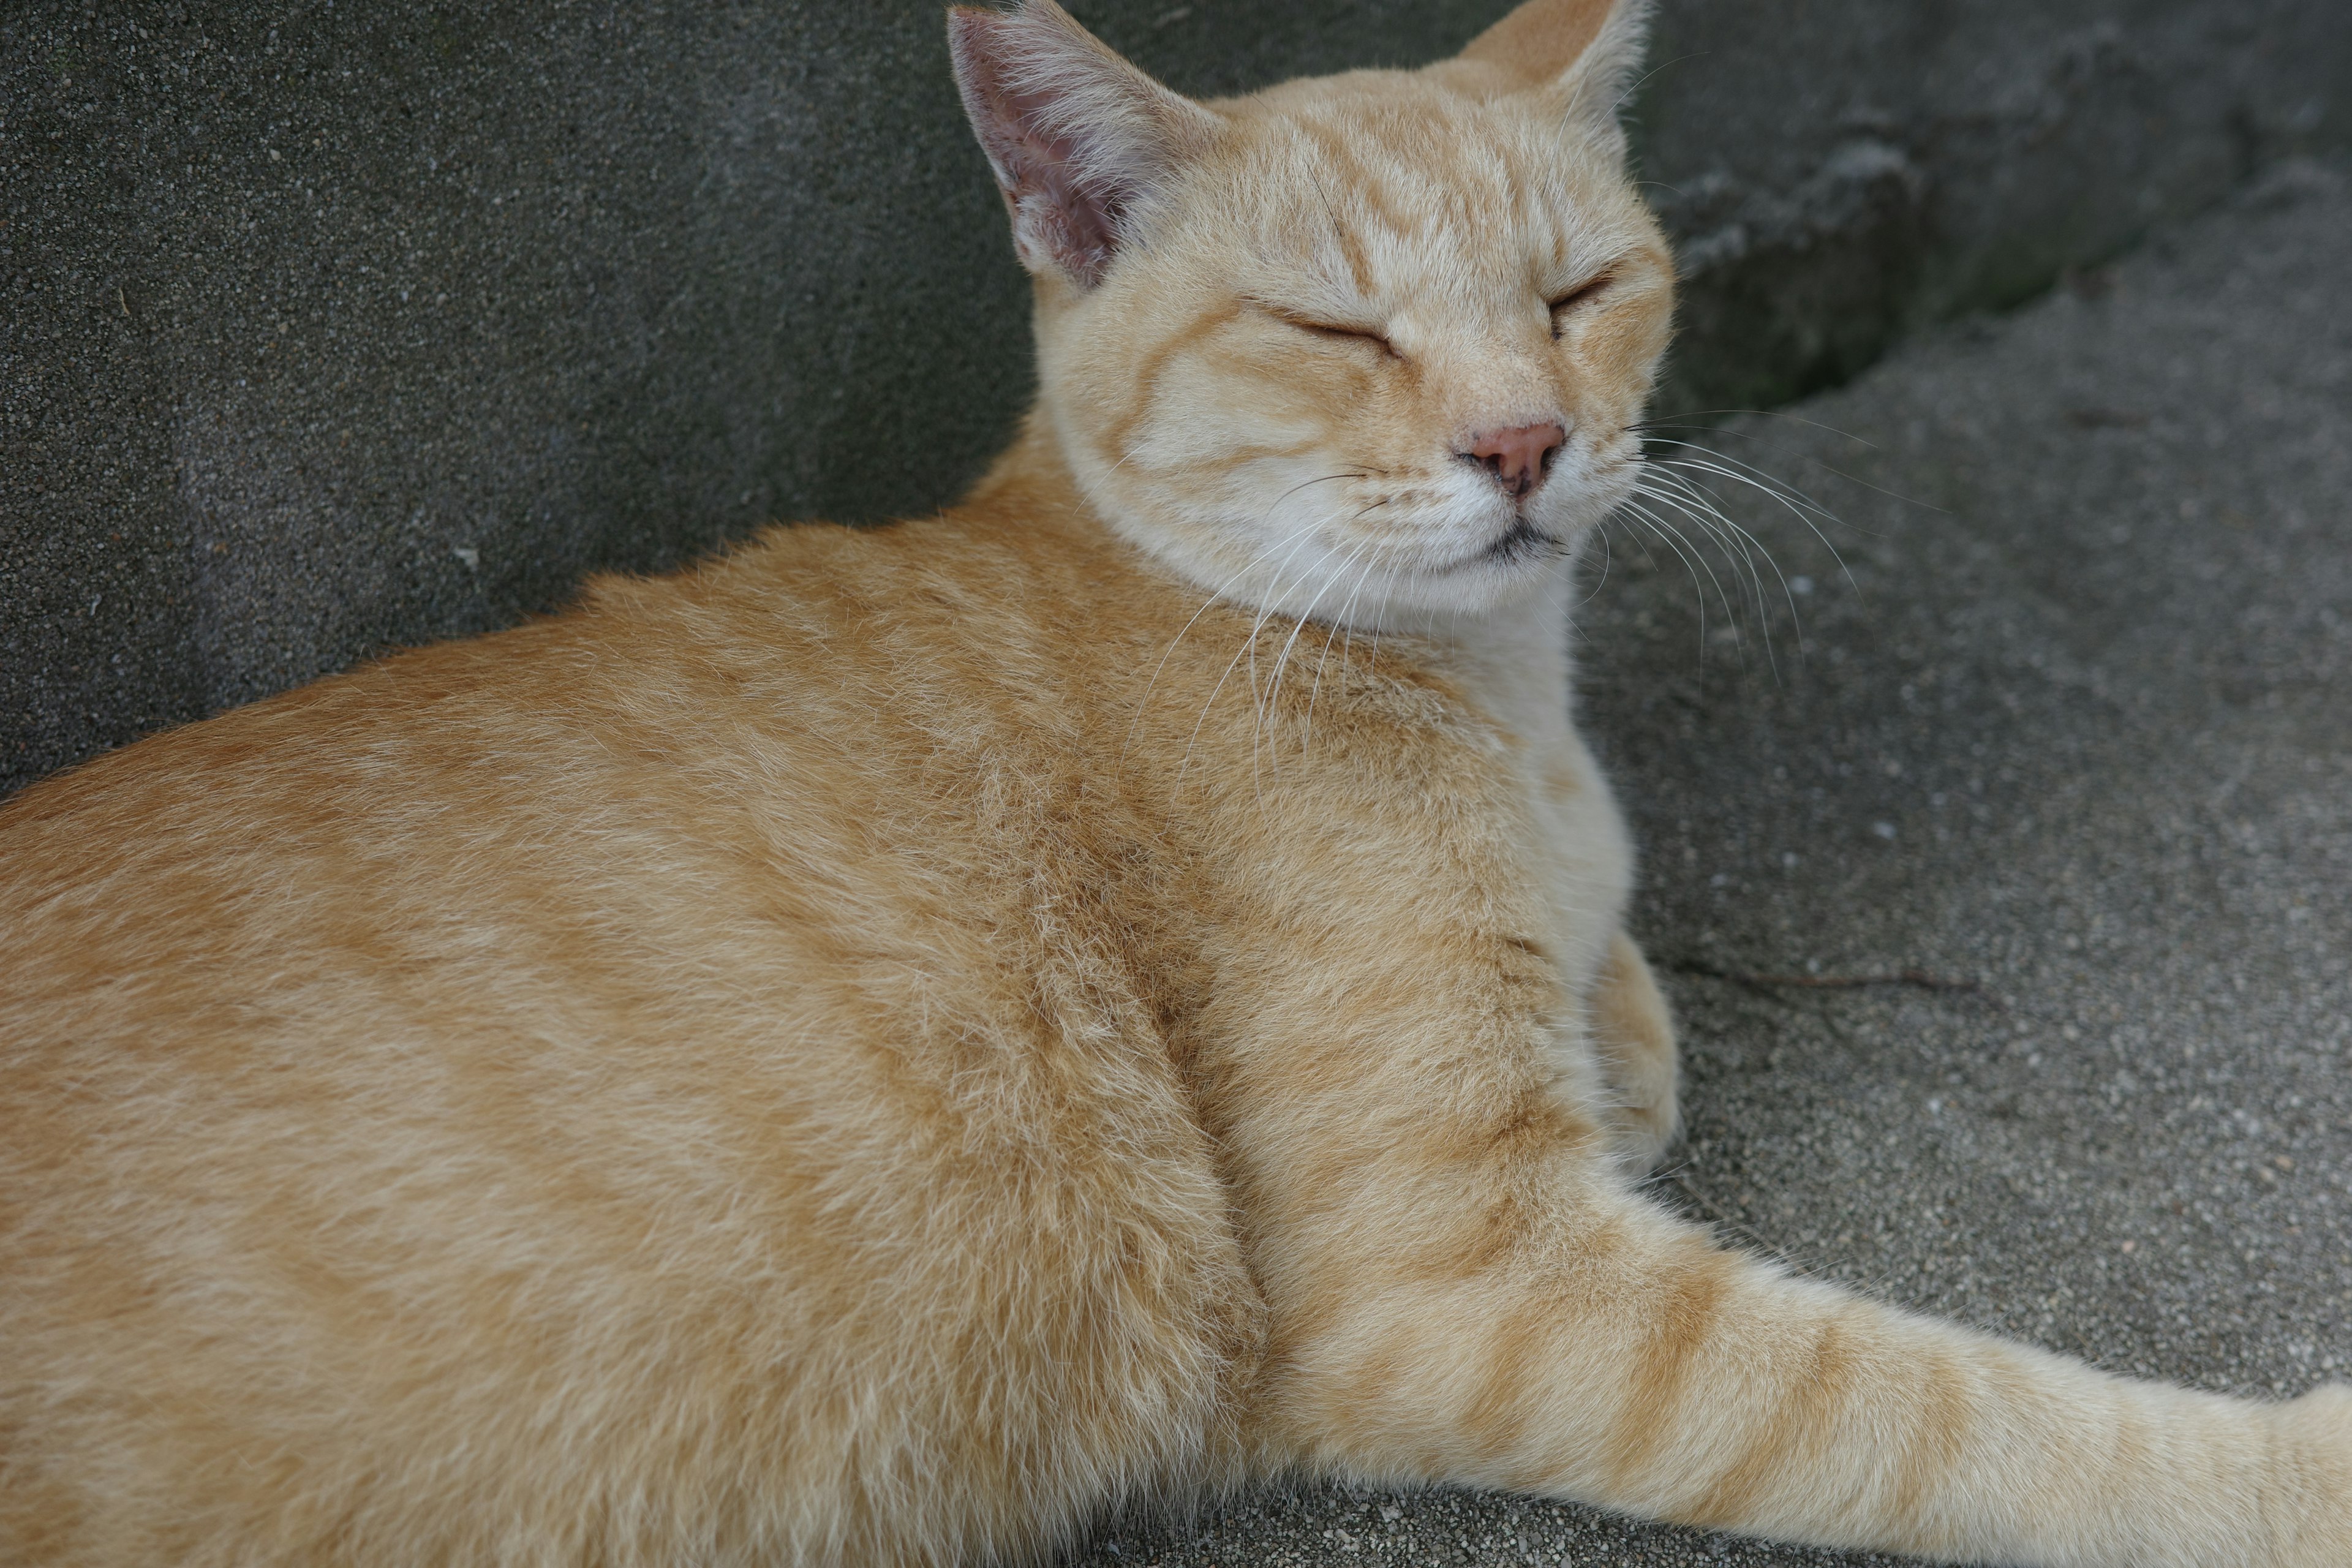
<box><xmin>1633</xmin><ymin>475</ymin><xmax>1784</xmax><ymax>673</ymax></box>
<box><xmin>1278</xmin><ymin>532</ymin><xmax>1382</xmax><ymax>758</ymax></box>
<box><xmin>1182</xmin><ymin>505</ymin><xmax>1339</xmax><ymax>795</ymax></box>
<box><xmin>1642</xmin><ymin>441</ymin><xmax>1860</xmax><ymax>595</ymax></box>
<box><xmin>1121</xmin><ymin>511</ymin><xmax>1332</xmax><ymax>763</ymax></box>
<box><xmin>1614</xmin><ymin>499</ymin><xmax>1733</xmax><ymax>656</ymax></box>
<box><xmin>1242</xmin><ymin>511</ymin><xmax>1348</xmax><ymax>791</ymax></box>
<box><xmin>1638</xmin><ymin>466</ymin><xmax>1811</xmax><ymax>658</ymax></box>
<box><xmin>1307</xmin><ymin>537</ymin><xmax>1396</xmax><ymax>745</ymax></box>
<box><xmin>1635</xmin><ymin>478</ymin><xmax>1769</xmax><ymax>627</ymax></box>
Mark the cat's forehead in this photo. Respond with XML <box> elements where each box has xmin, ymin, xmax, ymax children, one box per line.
<box><xmin>1199</xmin><ymin>72</ymin><xmax>1640</xmax><ymax>296</ymax></box>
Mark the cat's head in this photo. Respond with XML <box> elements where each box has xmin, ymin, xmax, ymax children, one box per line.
<box><xmin>950</xmin><ymin>0</ymin><xmax>1673</xmax><ymax>630</ymax></box>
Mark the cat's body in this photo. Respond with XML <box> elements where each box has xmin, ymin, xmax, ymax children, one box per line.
<box><xmin>0</xmin><ymin>429</ymin><xmax>1645</xmax><ymax>1564</ymax></box>
<box><xmin>2</xmin><ymin>4</ymin><xmax>2348</xmax><ymax>1566</ymax></box>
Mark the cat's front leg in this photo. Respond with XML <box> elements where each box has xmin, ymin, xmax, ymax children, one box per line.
<box><xmin>1585</xmin><ymin>927</ymin><xmax>1678</xmax><ymax>1174</ymax></box>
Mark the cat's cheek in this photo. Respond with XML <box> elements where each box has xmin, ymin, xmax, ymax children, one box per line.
<box><xmin>1572</xmin><ymin>300</ymin><xmax>1676</xmax><ymax>394</ymax></box>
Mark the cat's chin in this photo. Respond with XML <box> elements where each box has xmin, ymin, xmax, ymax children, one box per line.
<box><xmin>1254</xmin><ymin>522</ymin><xmax>1588</xmax><ymax>635</ymax></box>
<box><xmin>1436</xmin><ymin>511</ymin><xmax>1575</xmax><ymax>587</ymax></box>
<box><xmin>1373</xmin><ymin>532</ymin><xmax>1582</xmax><ymax>625</ymax></box>
<box><xmin>1352</xmin><ymin>478</ymin><xmax>1632</xmax><ymax>626</ymax></box>
<box><xmin>1124</xmin><ymin>502</ymin><xmax>1596</xmax><ymax>634</ymax></box>
<box><xmin>1477</xmin><ymin>518</ymin><xmax>1566</xmax><ymax>567</ymax></box>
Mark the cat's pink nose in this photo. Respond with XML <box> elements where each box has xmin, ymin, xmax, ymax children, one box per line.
<box><xmin>1461</xmin><ymin>421</ymin><xmax>1567</xmax><ymax>499</ymax></box>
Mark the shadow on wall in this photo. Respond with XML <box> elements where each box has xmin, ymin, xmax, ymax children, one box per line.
<box><xmin>2</xmin><ymin>0</ymin><xmax>2345</xmax><ymax>797</ymax></box>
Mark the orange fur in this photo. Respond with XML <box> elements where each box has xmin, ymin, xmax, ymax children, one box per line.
<box><xmin>4</xmin><ymin>4</ymin><xmax>2350</xmax><ymax>1566</ymax></box>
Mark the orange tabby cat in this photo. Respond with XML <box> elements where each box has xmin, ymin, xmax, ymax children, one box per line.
<box><xmin>2</xmin><ymin>3</ymin><xmax>2346</xmax><ymax>1564</ymax></box>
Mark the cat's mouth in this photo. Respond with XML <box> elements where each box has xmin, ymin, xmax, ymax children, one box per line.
<box><xmin>1469</xmin><ymin>517</ymin><xmax>1563</xmax><ymax>570</ymax></box>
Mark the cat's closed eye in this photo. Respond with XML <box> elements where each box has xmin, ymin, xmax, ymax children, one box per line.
<box><xmin>1547</xmin><ymin>273</ymin><xmax>1616</xmax><ymax>337</ymax></box>
<box><xmin>1262</xmin><ymin>305</ymin><xmax>1401</xmax><ymax>359</ymax></box>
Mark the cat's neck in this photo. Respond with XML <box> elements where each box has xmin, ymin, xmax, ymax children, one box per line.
<box><xmin>1417</xmin><ymin>571</ymin><xmax>1583</xmax><ymax>761</ymax></box>
<box><xmin>960</xmin><ymin>409</ymin><xmax>1087</xmax><ymax>522</ymax></box>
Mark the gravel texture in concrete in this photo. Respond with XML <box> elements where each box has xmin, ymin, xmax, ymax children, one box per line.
<box><xmin>1066</xmin><ymin>156</ymin><xmax>2352</xmax><ymax>1567</ymax></box>
<box><xmin>7</xmin><ymin>0</ymin><xmax>2348</xmax><ymax>795</ymax></box>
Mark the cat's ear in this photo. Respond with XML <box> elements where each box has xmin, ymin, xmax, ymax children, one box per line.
<box><xmin>1456</xmin><ymin>0</ymin><xmax>1652</xmax><ymax>161</ymax></box>
<box><xmin>948</xmin><ymin>1</ymin><xmax>1219</xmax><ymax>288</ymax></box>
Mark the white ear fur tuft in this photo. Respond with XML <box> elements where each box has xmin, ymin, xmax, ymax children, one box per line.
<box><xmin>948</xmin><ymin>1</ymin><xmax>1218</xmax><ymax>288</ymax></box>
<box><xmin>1455</xmin><ymin>0</ymin><xmax>1653</xmax><ymax>162</ymax></box>
<box><xmin>1548</xmin><ymin>0</ymin><xmax>1651</xmax><ymax>161</ymax></box>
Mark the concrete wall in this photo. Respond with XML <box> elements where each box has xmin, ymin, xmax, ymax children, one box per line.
<box><xmin>5</xmin><ymin>0</ymin><xmax>2347</xmax><ymax>796</ymax></box>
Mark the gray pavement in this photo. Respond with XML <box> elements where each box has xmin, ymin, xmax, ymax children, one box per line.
<box><xmin>1066</xmin><ymin>156</ymin><xmax>2352</xmax><ymax>1567</ymax></box>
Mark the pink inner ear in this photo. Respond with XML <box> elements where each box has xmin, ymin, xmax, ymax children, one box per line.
<box><xmin>950</xmin><ymin>12</ymin><xmax>1128</xmax><ymax>285</ymax></box>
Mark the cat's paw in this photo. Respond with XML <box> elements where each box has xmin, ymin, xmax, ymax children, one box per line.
<box><xmin>1604</xmin><ymin>1087</ymin><xmax>1680</xmax><ymax>1177</ymax></box>
<box><xmin>2269</xmin><ymin>1383</ymin><xmax>2352</xmax><ymax>1567</ymax></box>
<box><xmin>1588</xmin><ymin>929</ymin><xmax>1679</xmax><ymax>1175</ymax></box>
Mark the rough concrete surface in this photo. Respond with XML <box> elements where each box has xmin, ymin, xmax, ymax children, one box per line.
<box><xmin>6</xmin><ymin>0</ymin><xmax>2348</xmax><ymax>795</ymax></box>
<box><xmin>1066</xmin><ymin>156</ymin><xmax>2352</xmax><ymax>1567</ymax></box>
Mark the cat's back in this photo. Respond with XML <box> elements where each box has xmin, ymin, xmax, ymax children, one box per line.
<box><xmin>0</xmin><ymin>502</ymin><xmax>1260</xmax><ymax>1568</ymax></box>
<box><xmin>3</xmin><ymin>500</ymin><xmax>1152</xmax><ymax>1008</ymax></box>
